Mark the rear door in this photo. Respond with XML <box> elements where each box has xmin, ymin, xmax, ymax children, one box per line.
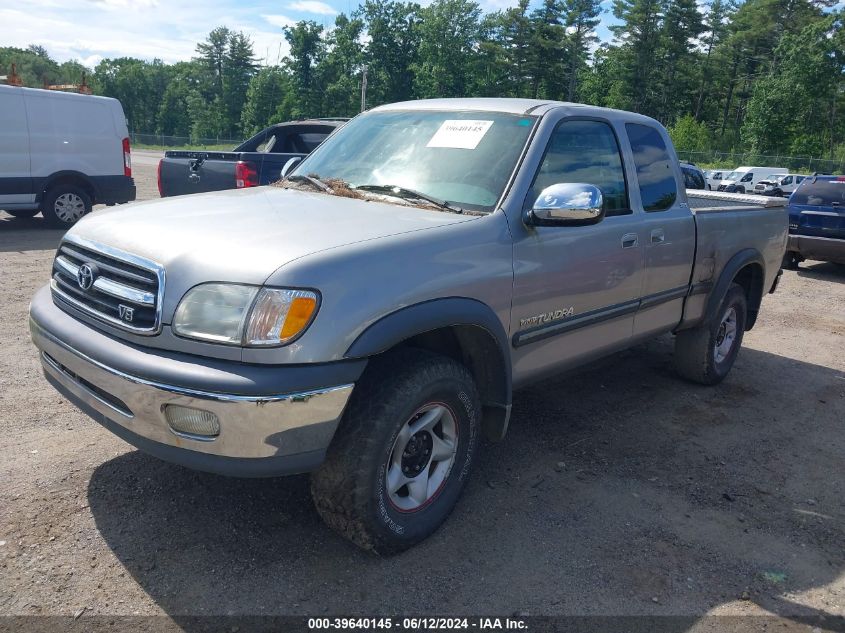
<box><xmin>510</xmin><ymin>116</ymin><xmax>645</xmax><ymax>382</ymax></box>
<box><xmin>0</xmin><ymin>88</ymin><xmax>33</xmax><ymax>207</ymax></box>
<box><xmin>623</xmin><ymin>123</ymin><xmax>696</xmax><ymax>337</ymax></box>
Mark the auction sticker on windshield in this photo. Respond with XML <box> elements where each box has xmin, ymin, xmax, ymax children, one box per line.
<box><xmin>427</xmin><ymin>120</ymin><xmax>494</xmax><ymax>150</ymax></box>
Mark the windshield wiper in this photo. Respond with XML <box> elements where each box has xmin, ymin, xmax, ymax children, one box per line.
<box><xmin>354</xmin><ymin>184</ymin><xmax>465</xmax><ymax>214</ymax></box>
<box><xmin>284</xmin><ymin>174</ymin><xmax>333</xmax><ymax>193</ymax></box>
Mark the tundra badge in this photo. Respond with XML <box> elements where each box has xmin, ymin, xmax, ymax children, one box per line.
<box><xmin>519</xmin><ymin>307</ymin><xmax>574</xmax><ymax>329</ymax></box>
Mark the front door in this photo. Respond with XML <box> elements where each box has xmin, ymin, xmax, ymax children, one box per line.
<box><xmin>510</xmin><ymin>118</ymin><xmax>645</xmax><ymax>384</ymax></box>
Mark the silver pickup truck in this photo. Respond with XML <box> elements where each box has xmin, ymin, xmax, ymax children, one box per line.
<box><xmin>30</xmin><ymin>99</ymin><xmax>787</xmax><ymax>554</ymax></box>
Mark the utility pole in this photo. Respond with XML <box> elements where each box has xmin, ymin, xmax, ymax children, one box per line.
<box><xmin>360</xmin><ymin>65</ymin><xmax>368</xmax><ymax>113</ymax></box>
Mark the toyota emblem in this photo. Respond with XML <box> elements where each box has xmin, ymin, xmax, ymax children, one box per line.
<box><xmin>77</xmin><ymin>263</ymin><xmax>96</xmax><ymax>290</ymax></box>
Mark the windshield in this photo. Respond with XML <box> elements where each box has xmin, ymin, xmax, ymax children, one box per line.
<box><xmin>292</xmin><ymin>110</ymin><xmax>537</xmax><ymax>213</ymax></box>
<box><xmin>725</xmin><ymin>171</ymin><xmax>743</xmax><ymax>181</ymax></box>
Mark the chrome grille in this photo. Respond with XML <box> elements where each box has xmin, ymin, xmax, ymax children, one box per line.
<box><xmin>50</xmin><ymin>235</ymin><xmax>164</xmax><ymax>334</ymax></box>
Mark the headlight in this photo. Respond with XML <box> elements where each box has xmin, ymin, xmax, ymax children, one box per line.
<box><xmin>172</xmin><ymin>284</ymin><xmax>319</xmax><ymax>346</ymax></box>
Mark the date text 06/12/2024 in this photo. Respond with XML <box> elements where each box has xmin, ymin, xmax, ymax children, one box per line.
<box><xmin>307</xmin><ymin>617</ymin><xmax>528</xmax><ymax>630</ymax></box>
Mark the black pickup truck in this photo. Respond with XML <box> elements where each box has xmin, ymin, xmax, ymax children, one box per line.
<box><xmin>157</xmin><ymin>119</ymin><xmax>346</xmax><ymax>197</ymax></box>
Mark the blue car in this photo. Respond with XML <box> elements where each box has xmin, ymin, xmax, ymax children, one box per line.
<box><xmin>783</xmin><ymin>175</ymin><xmax>845</xmax><ymax>269</ymax></box>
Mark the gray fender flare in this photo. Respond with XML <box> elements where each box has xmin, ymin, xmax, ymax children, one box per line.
<box><xmin>345</xmin><ymin>297</ymin><xmax>513</xmax><ymax>440</ymax></box>
<box><xmin>705</xmin><ymin>248</ymin><xmax>766</xmax><ymax>329</ymax></box>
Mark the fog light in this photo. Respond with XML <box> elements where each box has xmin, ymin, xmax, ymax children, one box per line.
<box><xmin>164</xmin><ymin>405</ymin><xmax>220</xmax><ymax>439</ymax></box>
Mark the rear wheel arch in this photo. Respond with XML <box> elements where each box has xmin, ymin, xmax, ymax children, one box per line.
<box><xmin>705</xmin><ymin>249</ymin><xmax>765</xmax><ymax>331</ymax></box>
<box><xmin>345</xmin><ymin>298</ymin><xmax>512</xmax><ymax>441</ymax></box>
<box><xmin>39</xmin><ymin>171</ymin><xmax>97</xmax><ymax>203</ymax></box>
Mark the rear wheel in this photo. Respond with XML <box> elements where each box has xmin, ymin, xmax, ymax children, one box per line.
<box><xmin>310</xmin><ymin>349</ymin><xmax>480</xmax><ymax>555</ymax></box>
<box><xmin>674</xmin><ymin>284</ymin><xmax>747</xmax><ymax>385</ymax></box>
<box><xmin>4</xmin><ymin>209</ymin><xmax>39</xmax><ymax>219</ymax></box>
<box><xmin>41</xmin><ymin>185</ymin><xmax>91</xmax><ymax>228</ymax></box>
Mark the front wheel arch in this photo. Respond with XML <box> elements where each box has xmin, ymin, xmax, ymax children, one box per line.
<box><xmin>345</xmin><ymin>298</ymin><xmax>512</xmax><ymax>441</ymax></box>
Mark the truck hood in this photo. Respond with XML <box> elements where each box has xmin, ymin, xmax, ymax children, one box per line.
<box><xmin>68</xmin><ymin>185</ymin><xmax>475</xmax><ymax>296</ymax></box>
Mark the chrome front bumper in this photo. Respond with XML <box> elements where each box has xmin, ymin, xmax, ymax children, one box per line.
<box><xmin>31</xmin><ymin>317</ymin><xmax>354</xmax><ymax>477</ymax></box>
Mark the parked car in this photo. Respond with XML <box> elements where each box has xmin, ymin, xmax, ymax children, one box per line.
<box><xmin>754</xmin><ymin>173</ymin><xmax>807</xmax><ymax>197</ymax></box>
<box><xmin>680</xmin><ymin>162</ymin><xmax>707</xmax><ymax>189</ymax></box>
<box><xmin>705</xmin><ymin>169</ymin><xmax>725</xmax><ymax>190</ymax></box>
<box><xmin>782</xmin><ymin>174</ymin><xmax>845</xmax><ymax>268</ymax></box>
<box><xmin>751</xmin><ymin>173</ymin><xmax>787</xmax><ymax>194</ymax></box>
<box><xmin>0</xmin><ymin>85</ymin><xmax>135</xmax><ymax>227</ymax></box>
<box><xmin>30</xmin><ymin>99</ymin><xmax>786</xmax><ymax>554</ymax></box>
<box><xmin>718</xmin><ymin>166</ymin><xmax>788</xmax><ymax>193</ymax></box>
<box><xmin>157</xmin><ymin>119</ymin><xmax>346</xmax><ymax>197</ymax></box>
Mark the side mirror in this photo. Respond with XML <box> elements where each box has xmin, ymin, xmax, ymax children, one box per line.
<box><xmin>526</xmin><ymin>183</ymin><xmax>604</xmax><ymax>227</ymax></box>
<box><xmin>281</xmin><ymin>156</ymin><xmax>302</xmax><ymax>179</ymax></box>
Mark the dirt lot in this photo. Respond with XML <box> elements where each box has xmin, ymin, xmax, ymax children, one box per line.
<box><xmin>1</xmin><ymin>160</ymin><xmax>843</xmax><ymax>629</ymax></box>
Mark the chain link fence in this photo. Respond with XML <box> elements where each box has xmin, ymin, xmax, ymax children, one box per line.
<box><xmin>128</xmin><ymin>132</ymin><xmax>845</xmax><ymax>173</ymax></box>
<box><xmin>129</xmin><ymin>132</ymin><xmax>241</xmax><ymax>150</ymax></box>
<box><xmin>676</xmin><ymin>150</ymin><xmax>845</xmax><ymax>174</ymax></box>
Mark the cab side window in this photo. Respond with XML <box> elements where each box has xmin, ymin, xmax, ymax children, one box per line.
<box><xmin>626</xmin><ymin>123</ymin><xmax>677</xmax><ymax>212</ymax></box>
<box><xmin>741</xmin><ymin>173</ymin><xmax>753</xmax><ymax>182</ymax></box>
<box><xmin>528</xmin><ymin>120</ymin><xmax>629</xmax><ymax>216</ymax></box>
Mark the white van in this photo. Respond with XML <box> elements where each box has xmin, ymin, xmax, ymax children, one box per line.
<box><xmin>717</xmin><ymin>166</ymin><xmax>788</xmax><ymax>194</ymax></box>
<box><xmin>0</xmin><ymin>85</ymin><xmax>135</xmax><ymax>227</ymax></box>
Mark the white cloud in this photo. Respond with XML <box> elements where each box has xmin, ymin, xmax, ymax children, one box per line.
<box><xmin>4</xmin><ymin>0</ymin><xmax>304</xmax><ymax>66</ymax></box>
<box><xmin>287</xmin><ymin>0</ymin><xmax>337</xmax><ymax>15</ymax></box>
<box><xmin>94</xmin><ymin>0</ymin><xmax>160</xmax><ymax>9</ymax></box>
<box><xmin>262</xmin><ymin>13</ymin><xmax>297</xmax><ymax>29</ymax></box>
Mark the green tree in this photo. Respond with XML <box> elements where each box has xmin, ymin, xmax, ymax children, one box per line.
<box><xmin>500</xmin><ymin>0</ymin><xmax>534</xmax><ymax>97</ymax></box>
<box><xmin>668</xmin><ymin>114</ymin><xmax>711</xmax><ymax>151</ymax></box>
<box><xmin>562</xmin><ymin>0</ymin><xmax>602</xmax><ymax>101</ymax></box>
<box><xmin>528</xmin><ymin>0</ymin><xmax>567</xmax><ymax>99</ymax></box>
<box><xmin>657</xmin><ymin>0</ymin><xmax>704</xmax><ymax>123</ymax></box>
<box><xmin>240</xmin><ymin>67</ymin><xmax>290</xmax><ymax>136</ymax></box>
<box><xmin>610</xmin><ymin>0</ymin><xmax>664</xmax><ymax>114</ymax></box>
<box><xmin>358</xmin><ymin>0</ymin><xmax>421</xmax><ymax>105</ymax></box>
<box><xmin>413</xmin><ymin>0</ymin><xmax>482</xmax><ymax>98</ymax></box>
<box><xmin>283</xmin><ymin>21</ymin><xmax>326</xmax><ymax>118</ymax></box>
<box><xmin>321</xmin><ymin>14</ymin><xmax>366</xmax><ymax>116</ymax></box>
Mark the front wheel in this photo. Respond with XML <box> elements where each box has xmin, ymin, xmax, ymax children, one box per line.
<box><xmin>310</xmin><ymin>349</ymin><xmax>480</xmax><ymax>555</ymax></box>
<box><xmin>674</xmin><ymin>284</ymin><xmax>747</xmax><ymax>385</ymax></box>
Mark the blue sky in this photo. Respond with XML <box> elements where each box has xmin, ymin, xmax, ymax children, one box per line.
<box><xmin>5</xmin><ymin>0</ymin><xmax>618</xmax><ymax>68</ymax></box>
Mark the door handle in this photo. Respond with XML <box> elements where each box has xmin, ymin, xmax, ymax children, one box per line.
<box><xmin>651</xmin><ymin>229</ymin><xmax>665</xmax><ymax>244</ymax></box>
<box><xmin>621</xmin><ymin>233</ymin><xmax>638</xmax><ymax>248</ymax></box>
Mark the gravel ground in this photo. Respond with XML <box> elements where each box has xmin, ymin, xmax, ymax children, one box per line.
<box><xmin>0</xmin><ymin>162</ymin><xmax>843</xmax><ymax>628</ymax></box>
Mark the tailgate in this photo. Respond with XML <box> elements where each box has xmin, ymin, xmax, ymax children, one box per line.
<box><xmin>792</xmin><ymin>205</ymin><xmax>845</xmax><ymax>240</ymax></box>
<box><xmin>159</xmin><ymin>151</ymin><xmax>243</xmax><ymax>197</ymax></box>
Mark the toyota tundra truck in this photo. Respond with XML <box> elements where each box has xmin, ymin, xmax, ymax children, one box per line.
<box><xmin>30</xmin><ymin>99</ymin><xmax>787</xmax><ymax>554</ymax></box>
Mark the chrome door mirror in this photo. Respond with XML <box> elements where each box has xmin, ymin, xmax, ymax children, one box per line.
<box><xmin>281</xmin><ymin>156</ymin><xmax>302</xmax><ymax>179</ymax></box>
<box><xmin>527</xmin><ymin>183</ymin><xmax>604</xmax><ymax>227</ymax></box>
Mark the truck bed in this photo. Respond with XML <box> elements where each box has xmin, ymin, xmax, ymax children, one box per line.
<box><xmin>158</xmin><ymin>120</ymin><xmax>344</xmax><ymax>197</ymax></box>
<box><xmin>680</xmin><ymin>190</ymin><xmax>788</xmax><ymax>329</ymax></box>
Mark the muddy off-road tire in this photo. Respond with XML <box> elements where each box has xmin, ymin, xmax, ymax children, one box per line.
<box><xmin>310</xmin><ymin>349</ymin><xmax>480</xmax><ymax>555</ymax></box>
<box><xmin>674</xmin><ymin>283</ymin><xmax>747</xmax><ymax>385</ymax></box>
